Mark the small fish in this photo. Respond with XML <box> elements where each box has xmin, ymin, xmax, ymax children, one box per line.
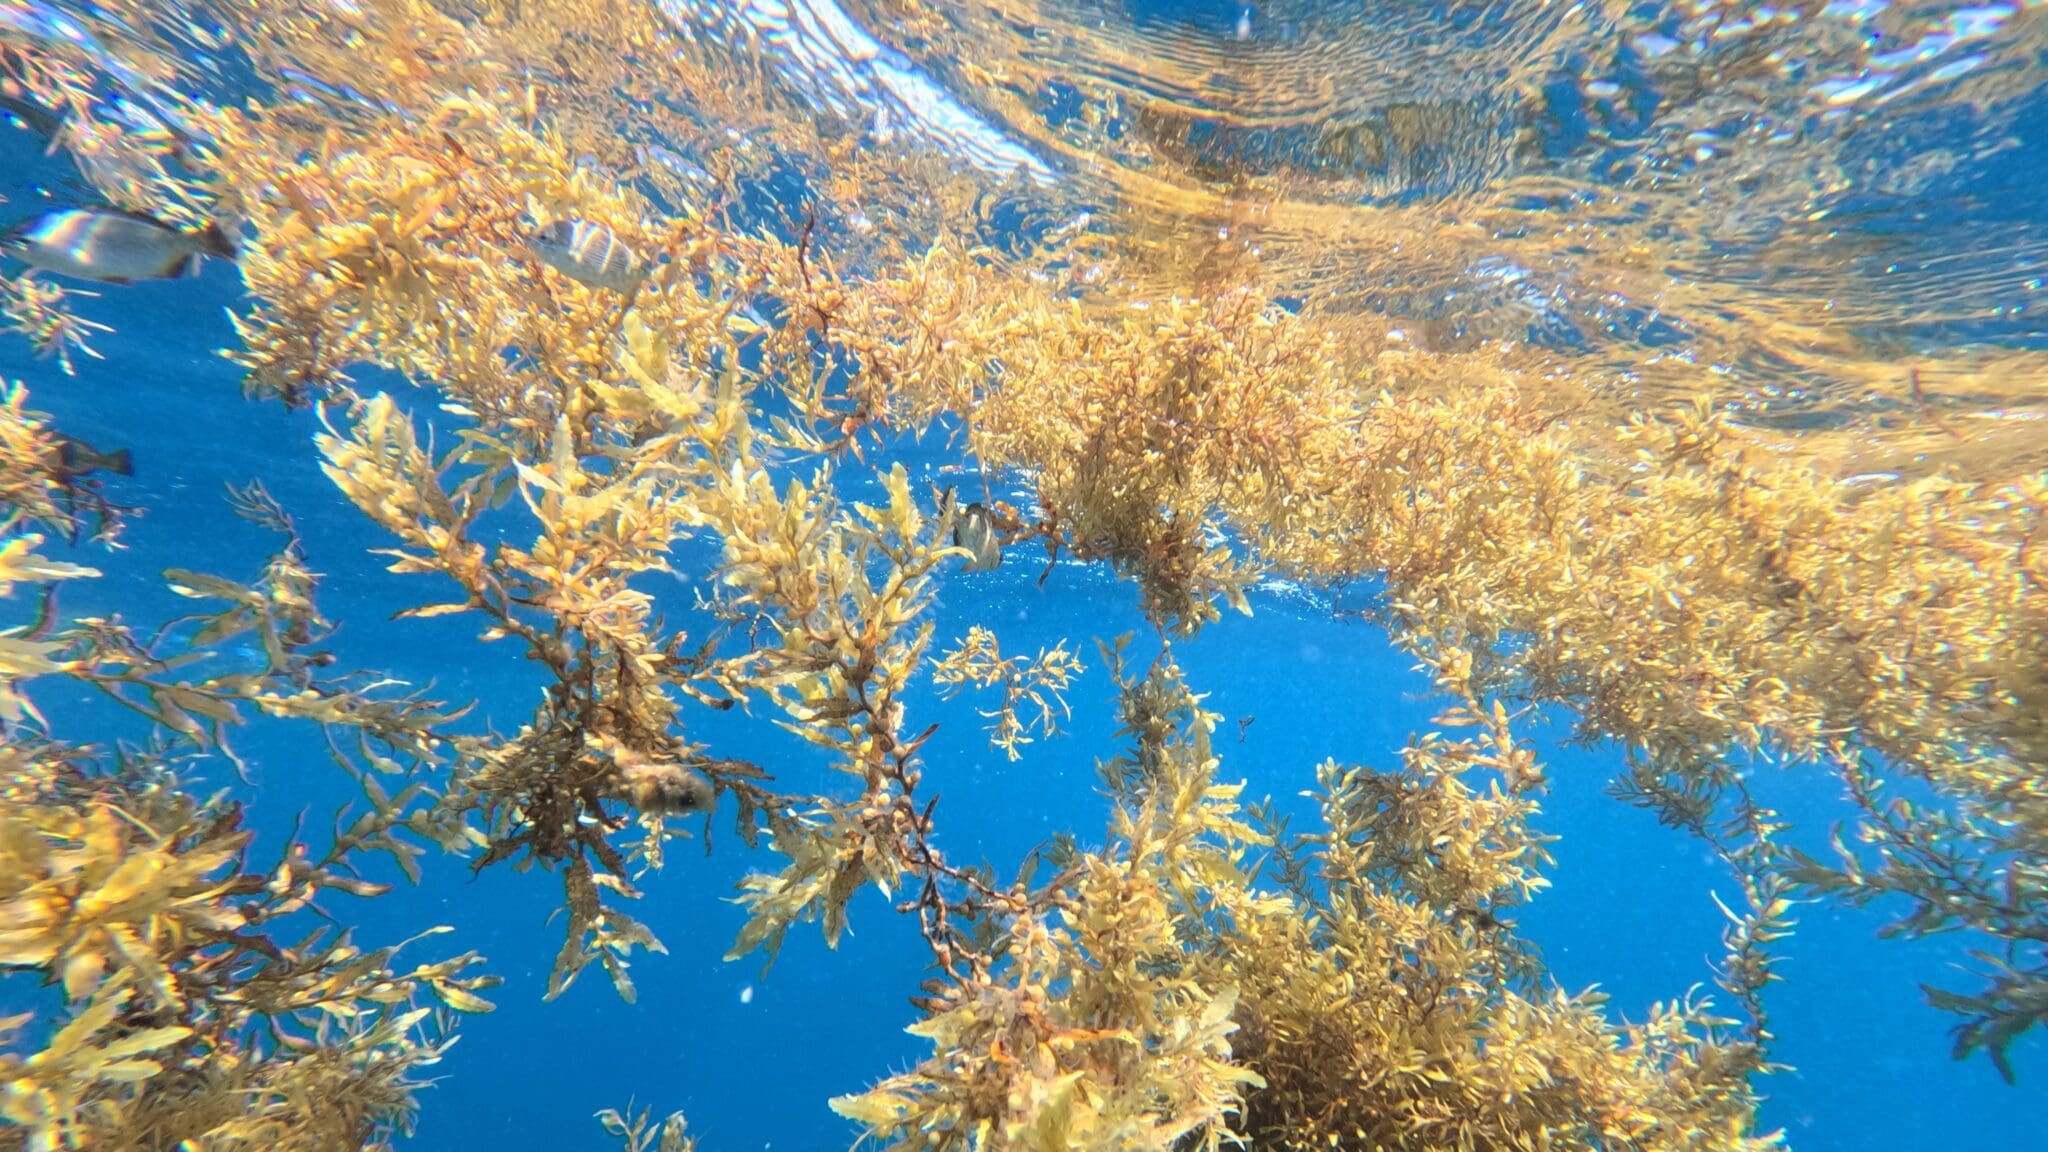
<box><xmin>528</xmin><ymin>218</ymin><xmax>645</xmax><ymax>293</ymax></box>
<box><xmin>53</xmin><ymin>435</ymin><xmax>133</xmax><ymax>478</ymax></box>
<box><xmin>275</xmin><ymin>66</ymin><xmax>394</xmax><ymax>116</ymax></box>
<box><xmin>0</xmin><ymin>90</ymin><xmax>63</xmax><ymax>137</ymax></box>
<box><xmin>2</xmin><ymin>207</ymin><xmax>237</xmax><ymax>283</ymax></box>
<box><xmin>44</xmin><ymin>435</ymin><xmax>131</xmax><ymax>544</ymax></box>
<box><xmin>633</xmin><ymin>143</ymin><xmax>713</xmax><ymax>187</ymax></box>
<box><xmin>617</xmin><ymin>757</ymin><xmax>714</xmax><ymax>816</ymax></box>
<box><xmin>953</xmin><ymin>500</ymin><xmax>1002</xmax><ymax>571</ymax></box>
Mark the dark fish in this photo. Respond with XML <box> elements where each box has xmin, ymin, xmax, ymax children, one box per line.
<box><xmin>953</xmin><ymin>501</ymin><xmax>1002</xmax><ymax>571</ymax></box>
<box><xmin>53</xmin><ymin>435</ymin><xmax>133</xmax><ymax>478</ymax></box>
<box><xmin>529</xmin><ymin>218</ymin><xmax>644</xmax><ymax>293</ymax></box>
<box><xmin>1</xmin><ymin>51</ymin><xmax>62</xmax><ymax>137</ymax></box>
<box><xmin>0</xmin><ymin>91</ymin><xmax>63</xmax><ymax>137</ymax></box>
<box><xmin>2</xmin><ymin>207</ymin><xmax>237</xmax><ymax>284</ymax></box>
<box><xmin>45</xmin><ymin>435</ymin><xmax>131</xmax><ymax>544</ymax></box>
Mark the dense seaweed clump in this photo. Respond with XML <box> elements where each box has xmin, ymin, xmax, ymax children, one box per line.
<box><xmin>0</xmin><ymin>445</ymin><xmax>495</xmax><ymax>1151</ymax></box>
<box><xmin>821</xmin><ymin>250</ymin><xmax>2044</xmax><ymax>1072</ymax></box>
<box><xmin>0</xmin><ymin>0</ymin><xmax>2043</xmax><ymax>1150</ymax></box>
<box><xmin>834</xmin><ymin>649</ymin><xmax>1776</xmax><ymax>1152</ymax></box>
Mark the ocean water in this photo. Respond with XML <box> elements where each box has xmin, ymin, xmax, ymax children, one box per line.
<box><xmin>2</xmin><ymin>2</ymin><xmax>2045</xmax><ymax>1151</ymax></box>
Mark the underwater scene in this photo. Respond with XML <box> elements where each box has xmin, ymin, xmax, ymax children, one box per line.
<box><xmin>1</xmin><ymin>0</ymin><xmax>2045</xmax><ymax>1149</ymax></box>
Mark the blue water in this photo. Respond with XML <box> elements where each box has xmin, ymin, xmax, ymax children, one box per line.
<box><xmin>2</xmin><ymin>71</ymin><xmax>2043</xmax><ymax>1152</ymax></box>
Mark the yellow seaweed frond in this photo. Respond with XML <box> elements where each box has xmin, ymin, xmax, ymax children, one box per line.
<box><xmin>0</xmin><ymin>279</ymin><xmax>111</xmax><ymax>378</ymax></box>
<box><xmin>598</xmin><ymin>1101</ymin><xmax>696</xmax><ymax>1152</ymax></box>
<box><xmin>933</xmin><ymin>626</ymin><xmax>1084</xmax><ymax>760</ymax></box>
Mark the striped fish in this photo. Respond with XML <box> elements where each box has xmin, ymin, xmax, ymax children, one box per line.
<box><xmin>529</xmin><ymin>219</ymin><xmax>645</xmax><ymax>293</ymax></box>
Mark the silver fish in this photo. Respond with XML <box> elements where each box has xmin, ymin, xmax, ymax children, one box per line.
<box><xmin>634</xmin><ymin>144</ymin><xmax>713</xmax><ymax>187</ymax></box>
<box><xmin>529</xmin><ymin>219</ymin><xmax>645</xmax><ymax>293</ymax></box>
<box><xmin>953</xmin><ymin>500</ymin><xmax>1002</xmax><ymax>571</ymax></box>
<box><xmin>2</xmin><ymin>207</ymin><xmax>236</xmax><ymax>284</ymax></box>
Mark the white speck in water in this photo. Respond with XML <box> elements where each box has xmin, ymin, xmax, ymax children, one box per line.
<box><xmin>1236</xmin><ymin>7</ymin><xmax>1253</xmax><ymax>40</ymax></box>
<box><xmin>739</xmin><ymin>984</ymin><xmax>755</xmax><ymax>1004</ymax></box>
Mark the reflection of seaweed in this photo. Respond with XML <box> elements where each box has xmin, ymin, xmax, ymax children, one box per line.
<box><xmin>1130</xmin><ymin>96</ymin><xmax>1516</xmax><ymax>201</ymax></box>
